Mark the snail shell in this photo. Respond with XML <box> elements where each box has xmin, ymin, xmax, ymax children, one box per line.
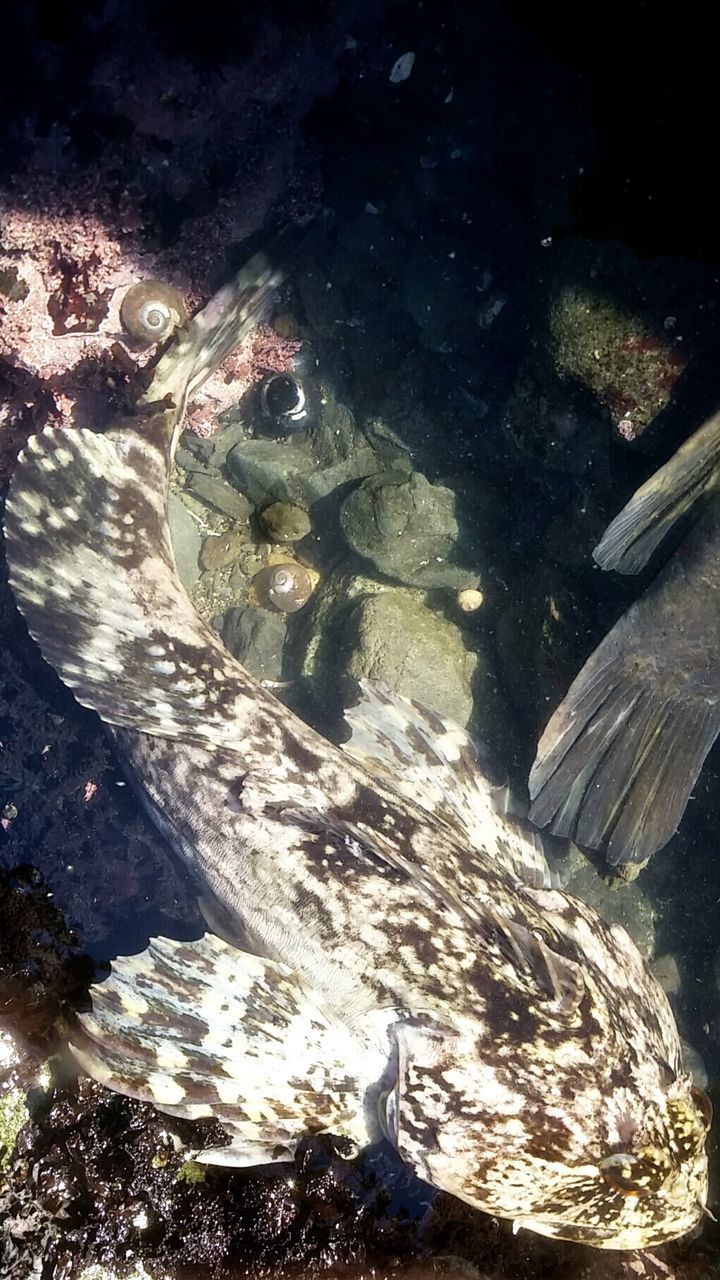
<box><xmin>259</xmin><ymin>371</ymin><xmax>311</xmax><ymax>431</ymax></box>
<box><xmin>253</xmin><ymin>562</ymin><xmax>314</xmax><ymax>613</ymax></box>
<box><xmin>120</xmin><ymin>279</ymin><xmax>187</xmax><ymax>345</ymax></box>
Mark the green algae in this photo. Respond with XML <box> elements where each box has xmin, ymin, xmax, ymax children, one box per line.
<box><xmin>548</xmin><ymin>285</ymin><xmax>685</xmax><ymax>436</ymax></box>
<box><xmin>0</xmin><ymin>1086</ymin><xmax>28</xmax><ymax>1170</ymax></box>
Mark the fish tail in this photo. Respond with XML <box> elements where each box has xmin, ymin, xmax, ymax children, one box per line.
<box><xmin>147</xmin><ymin>218</ymin><xmax>315</xmax><ymax>412</ymax></box>
<box><xmin>528</xmin><ymin>600</ymin><xmax>720</xmax><ymax>865</ymax></box>
<box><xmin>595</xmin><ymin>407</ymin><xmax>720</xmax><ymax>573</ymax></box>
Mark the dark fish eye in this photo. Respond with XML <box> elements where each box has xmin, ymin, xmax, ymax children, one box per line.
<box><xmin>691</xmin><ymin>1086</ymin><xmax>713</xmax><ymax>1130</ymax></box>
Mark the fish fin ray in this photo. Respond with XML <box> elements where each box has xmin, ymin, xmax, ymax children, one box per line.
<box><xmin>344</xmin><ymin>679</ymin><xmax>551</xmax><ymax>888</ymax></box>
<box><xmin>595</xmin><ymin>408</ymin><xmax>720</xmax><ymax>573</ymax></box>
<box><xmin>5</xmin><ymin>226</ymin><xmax>319</xmax><ymax>747</ymax></box>
<box><xmin>529</xmin><ymin>621</ymin><xmax>720</xmax><ymax>864</ymax></box>
<box><xmin>71</xmin><ymin>933</ymin><xmax>374</xmax><ymax>1165</ymax></box>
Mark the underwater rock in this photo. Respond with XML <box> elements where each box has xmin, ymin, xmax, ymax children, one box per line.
<box><xmin>183</xmin><ymin>473</ymin><xmax>253</xmax><ymax>523</ymax></box>
<box><xmin>227</xmin><ymin>436</ymin><xmax>377</xmax><ymax>509</ymax></box>
<box><xmin>167</xmin><ymin>493</ymin><xmax>201</xmax><ymax>590</ymax></box>
<box><xmin>403</xmin><ymin>239</ymin><xmax>486</xmax><ymax>352</ymax></box>
<box><xmin>549</xmin><ymin>285</ymin><xmax>686</xmax><ymax>441</ymax></box>
<box><xmin>342</xmin><ymin>589</ymin><xmax>476</xmax><ymax>727</ymax></box>
<box><xmin>226</xmin><ymin>378</ymin><xmax>379</xmax><ymax>510</ymax></box>
<box><xmin>340</xmin><ymin>470</ymin><xmax>477</xmax><ymax>590</ymax></box>
<box><xmin>260</xmin><ymin>501</ymin><xmax>312</xmax><ymax>543</ymax></box>
<box><xmin>554</xmin><ymin>843</ymin><xmax>657</xmax><ymax>960</ymax></box>
<box><xmin>541</xmin><ymin>239</ymin><xmax>719</xmax><ymax>442</ymax></box>
<box><xmin>218</xmin><ymin>606</ymin><xmax>286</xmax><ymax>681</ymax></box>
<box><xmin>200</xmin><ymin>526</ymin><xmax>247</xmax><ymax>572</ymax></box>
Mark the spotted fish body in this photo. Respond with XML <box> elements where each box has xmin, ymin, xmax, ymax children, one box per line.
<box><xmin>3</xmin><ymin>231</ymin><xmax>710</xmax><ymax>1250</ymax></box>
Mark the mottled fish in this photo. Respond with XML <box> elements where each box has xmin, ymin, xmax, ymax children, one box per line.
<box><xmin>530</xmin><ymin>407</ymin><xmax>720</xmax><ymax>866</ymax></box>
<box><xmin>3</xmin><ymin>231</ymin><xmax>712</xmax><ymax>1250</ymax></box>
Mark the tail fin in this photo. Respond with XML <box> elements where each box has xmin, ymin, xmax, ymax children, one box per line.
<box><xmin>529</xmin><ymin>534</ymin><xmax>720</xmax><ymax>865</ymax></box>
<box><xmin>145</xmin><ymin>218</ymin><xmax>315</xmax><ymax>414</ymax></box>
<box><xmin>595</xmin><ymin>407</ymin><xmax>720</xmax><ymax>573</ymax></box>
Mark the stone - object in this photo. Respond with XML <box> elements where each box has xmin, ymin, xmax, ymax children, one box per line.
<box><xmin>200</xmin><ymin>527</ymin><xmax>246</xmax><ymax>572</ymax></box>
<box><xmin>343</xmin><ymin>588</ymin><xmax>476</xmax><ymax>727</ymax></box>
<box><xmin>219</xmin><ymin>606</ymin><xmax>286</xmax><ymax>682</ymax></box>
<box><xmin>260</xmin><ymin>501</ymin><xmax>311</xmax><ymax>543</ymax></box>
<box><xmin>340</xmin><ymin>470</ymin><xmax>477</xmax><ymax>590</ymax></box>
<box><xmin>227</xmin><ymin>436</ymin><xmax>378</xmax><ymax>509</ymax></box>
<box><xmin>167</xmin><ymin>493</ymin><xmax>201</xmax><ymax>590</ymax></box>
<box><xmin>184</xmin><ymin>473</ymin><xmax>253</xmax><ymax>523</ymax></box>
<box><xmin>556</xmin><ymin>844</ymin><xmax>656</xmax><ymax>960</ymax></box>
<box><xmin>549</xmin><ymin>285</ymin><xmax>686</xmax><ymax>440</ymax></box>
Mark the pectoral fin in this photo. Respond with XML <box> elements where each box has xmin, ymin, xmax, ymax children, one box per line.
<box><xmin>71</xmin><ymin>933</ymin><xmax>377</xmax><ymax>1167</ymax></box>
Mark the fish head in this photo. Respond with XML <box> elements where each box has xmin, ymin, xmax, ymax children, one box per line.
<box><xmin>506</xmin><ymin>1075</ymin><xmax>711</xmax><ymax>1249</ymax></box>
<box><xmin>386</xmin><ymin>1024</ymin><xmax>710</xmax><ymax>1249</ymax></box>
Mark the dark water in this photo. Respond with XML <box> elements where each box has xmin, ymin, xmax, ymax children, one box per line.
<box><xmin>2</xmin><ymin>2</ymin><xmax>720</xmax><ymax>1277</ymax></box>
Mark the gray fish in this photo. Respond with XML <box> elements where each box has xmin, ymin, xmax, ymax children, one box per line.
<box><xmin>530</xmin><ymin>408</ymin><xmax>720</xmax><ymax>866</ymax></box>
<box><xmin>3</xmin><ymin>233</ymin><xmax>711</xmax><ymax>1250</ymax></box>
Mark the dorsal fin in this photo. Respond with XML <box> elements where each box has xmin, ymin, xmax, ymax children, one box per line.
<box><xmin>343</xmin><ymin>680</ymin><xmax>552</xmax><ymax>888</ymax></box>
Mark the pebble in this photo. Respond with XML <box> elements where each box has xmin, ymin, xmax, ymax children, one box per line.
<box><xmin>200</xmin><ymin>527</ymin><xmax>246</xmax><ymax>571</ymax></box>
<box><xmin>227</xmin><ymin>437</ymin><xmax>377</xmax><ymax>509</ymax></box>
<box><xmin>184</xmin><ymin>474</ymin><xmax>253</xmax><ymax>523</ymax></box>
<box><xmin>219</xmin><ymin>606</ymin><xmax>286</xmax><ymax>681</ymax></box>
<box><xmin>260</xmin><ymin>502</ymin><xmax>311</xmax><ymax>543</ymax></box>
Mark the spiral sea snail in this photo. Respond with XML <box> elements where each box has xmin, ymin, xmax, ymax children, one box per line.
<box><xmin>253</xmin><ymin>562</ymin><xmax>315</xmax><ymax>613</ymax></box>
<box><xmin>120</xmin><ymin>279</ymin><xmax>187</xmax><ymax>345</ymax></box>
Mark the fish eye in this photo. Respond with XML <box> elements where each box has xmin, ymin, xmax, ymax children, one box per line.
<box><xmin>691</xmin><ymin>1086</ymin><xmax>713</xmax><ymax>1131</ymax></box>
<box><xmin>599</xmin><ymin>1150</ymin><xmax>670</xmax><ymax>1198</ymax></box>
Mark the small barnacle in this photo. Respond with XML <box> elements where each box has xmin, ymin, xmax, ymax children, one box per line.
<box><xmin>253</xmin><ymin>562</ymin><xmax>315</xmax><ymax>613</ymax></box>
<box><xmin>120</xmin><ymin>280</ymin><xmax>187</xmax><ymax>345</ymax></box>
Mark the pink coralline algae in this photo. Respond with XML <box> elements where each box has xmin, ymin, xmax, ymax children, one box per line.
<box><xmin>184</xmin><ymin>325</ymin><xmax>303</xmax><ymax>437</ymax></box>
<box><xmin>0</xmin><ymin>183</ymin><xmax>171</xmax><ymax>473</ymax></box>
<box><xmin>0</xmin><ymin>191</ymin><xmax>303</xmax><ymax>469</ymax></box>
<box><xmin>0</xmin><ymin>10</ymin><xmax>343</xmax><ymax>477</ymax></box>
